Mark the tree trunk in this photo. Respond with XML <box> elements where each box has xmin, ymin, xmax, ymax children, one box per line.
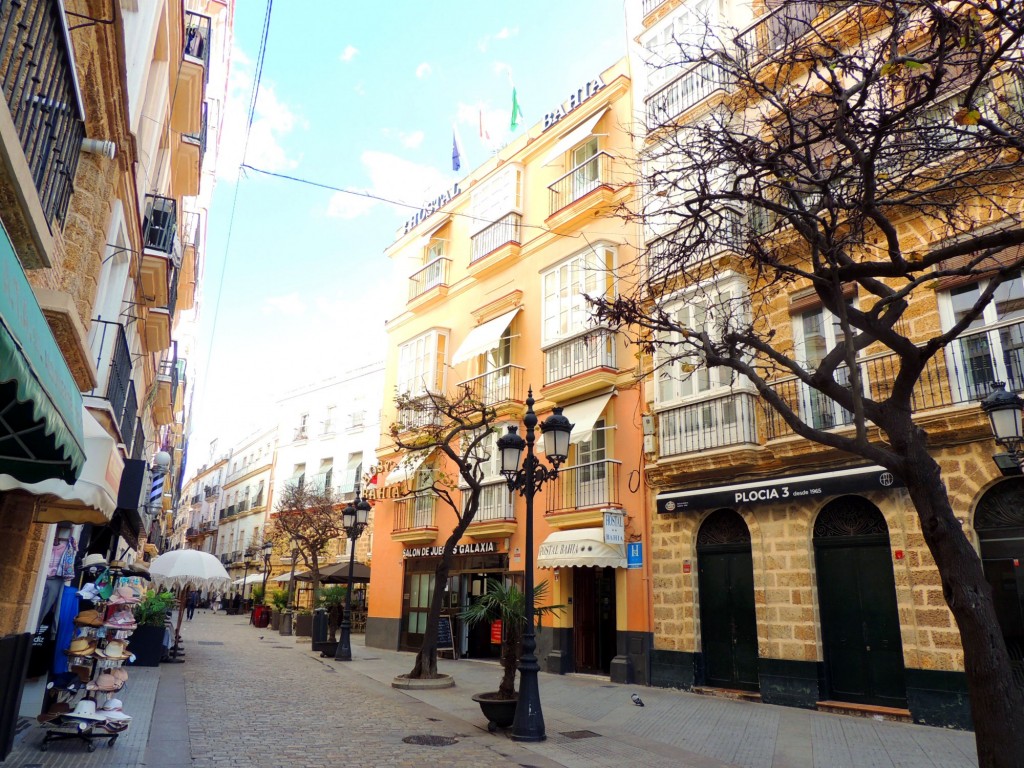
<box><xmin>900</xmin><ymin>439</ymin><xmax>1024</xmax><ymax>767</ymax></box>
<box><xmin>499</xmin><ymin>623</ymin><xmax>522</xmax><ymax>699</ymax></box>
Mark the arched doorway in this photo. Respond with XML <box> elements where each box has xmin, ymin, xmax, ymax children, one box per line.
<box><xmin>814</xmin><ymin>496</ymin><xmax>906</xmax><ymax>707</ymax></box>
<box><xmin>697</xmin><ymin>509</ymin><xmax>759</xmax><ymax>691</ymax></box>
<box><xmin>974</xmin><ymin>479</ymin><xmax>1024</xmax><ymax>693</ymax></box>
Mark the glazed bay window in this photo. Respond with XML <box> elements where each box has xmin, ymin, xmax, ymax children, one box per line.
<box><xmin>655</xmin><ymin>274</ymin><xmax>757</xmax><ymax>455</ymax></box>
<box><xmin>409</xmin><ymin>229</ymin><xmax>450</xmax><ymax>300</ymax></box>
<box><xmin>470</xmin><ymin>164</ymin><xmax>523</xmax><ymax>262</ymax></box>
<box><xmin>542</xmin><ymin>246</ymin><xmax>617</xmax><ymax>384</ymax></box>
<box><xmin>397</xmin><ymin>329</ymin><xmax>449</xmax><ymax>397</ymax></box>
<box><xmin>940</xmin><ymin>271</ymin><xmax>1024</xmax><ymax>401</ymax></box>
<box><xmin>792</xmin><ymin>303</ymin><xmax>855</xmax><ymax>430</ymax></box>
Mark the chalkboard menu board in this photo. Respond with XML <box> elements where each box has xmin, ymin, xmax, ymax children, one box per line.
<box><xmin>437</xmin><ymin>615</ymin><xmax>457</xmax><ymax>659</ymax></box>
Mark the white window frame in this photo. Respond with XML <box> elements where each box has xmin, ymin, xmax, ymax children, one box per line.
<box><xmin>469</xmin><ymin>164</ymin><xmax>523</xmax><ymax>235</ymax></box>
<box><xmin>541</xmin><ymin>244</ymin><xmax>616</xmax><ymax>346</ymax></box>
<box><xmin>792</xmin><ymin>303</ymin><xmax>857</xmax><ymax>430</ymax></box>
<box><xmin>397</xmin><ymin>329</ymin><xmax>450</xmax><ymax>396</ymax></box>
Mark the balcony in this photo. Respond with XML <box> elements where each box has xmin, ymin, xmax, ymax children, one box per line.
<box><xmin>545</xmin><ymin>459</ymin><xmax>622</xmax><ymax>527</ymax></box>
<box><xmin>642</xmin><ymin>0</ymin><xmax>669</xmax><ymax>19</ymax></box>
<box><xmin>646</xmin><ymin>60</ymin><xmax>729</xmax><ymax>131</ymax></box>
<box><xmin>140</xmin><ymin>195</ymin><xmax>178</xmax><ymax>307</ymax></box>
<box><xmin>465</xmin><ymin>483</ymin><xmax>516</xmax><ymax>538</ymax></box>
<box><xmin>250</xmin><ymin>493</ymin><xmax>264</xmax><ymax>510</ymax></box>
<box><xmin>174</xmin><ymin>102</ymin><xmax>207</xmax><ymax>197</ymax></box>
<box><xmin>408</xmin><ymin>257</ymin><xmax>451</xmax><ymax>308</ymax></box>
<box><xmin>542</xmin><ymin>328</ymin><xmax>619</xmax><ymax>402</ymax></box>
<box><xmin>735</xmin><ymin>1</ymin><xmax>853</xmax><ymax>69</ymax></box>
<box><xmin>204</xmin><ymin>484</ymin><xmax>220</xmax><ymax>499</ymax></box>
<box><xmin>0</xmin><ymin>0</ymin><xmax>85</xmax><ymax>268</ymax></box>
<box><xmin>85</xmin><ymin>320</ymin><xmax>137</xmax><ymax>447</ymax></box>
<box><xmin>457</xmin><ymin>364</ymin><xmax>526</xmax><ymax>409</ymax></box>
<box><xmin>172</xmin><ymin>12</ymin><xmax>211</xmax><ymax>137</ymax></box>
<box><xmin>153</xmin><ymin>358</ymin><xmax>179</xmax><ymax>426</ymax></box>
<box><xmin>391</xmin><ymin>495</ymin><xmax>438</xmax><ymax>544</ymax></box>
<box><xmin>396</xmin><ymin>397</ymin><xmax>445</xmax><ymax>433</ymax></box>
<box><xmin>546</xmin><ymin>151</ymin><xmax>618</xmax><ymax>233</ymax></box>
<box><xmin>131</xmin><ymin>418</ymin><xmax>145</xmax><ymax>461</ymax></box>
<box><xmin>657</xmin><ymin>392</ymin><xmax>760</xmax><ymax>457</ymax></box>
<box><xmin>469</xmin><ymin>212</ymin><xmax>522</xmax><ymax>276</ymax></box>
<box><xmin>178</xmin><ymin>211</ymin><xmax>201</xmax><ymax>312</ymax></box>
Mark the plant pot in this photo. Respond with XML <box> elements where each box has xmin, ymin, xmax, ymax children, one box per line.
<box><xmin>128</xmin><ymin>625</ymin><xmax>165</xmax><ymax>667</ymax></box>
<box><xmin>314</xmin><ymin>641</ymin><xmax>338</xmax><ymax>657</ymax></box>
<box><xmin>269</xmin><ymin>610</ymin><xmax>281</xmax><ymax>631</ymax></box>
<box><xmin>472</xmin><ymin>692</ymin><xmax>518</xmax><ymax>731</ymax></box>
<box><xmin>294</xmin><ymin>613</ymin><xmax>312</xmax><ymax>637</ymax></box>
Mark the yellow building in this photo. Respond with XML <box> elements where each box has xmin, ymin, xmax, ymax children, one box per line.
<box><xmin>366</xmin><ymin>58</ymin><xmax>656</xmax><ymax>682</ymax></box>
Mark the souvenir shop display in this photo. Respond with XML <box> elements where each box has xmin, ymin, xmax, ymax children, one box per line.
<box><xmin>37</xmin><ymin>560</ymin><xmax>141</xmax><ymax>753</ymax></box>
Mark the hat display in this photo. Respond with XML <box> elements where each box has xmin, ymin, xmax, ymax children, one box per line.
<box><xmin>109</xmin><ymin>586</ymin><xmax>141</xmax><ymax>605</ymax></box>
<box><xmin>109</xmin><ymin>667</ymin><xmax>129</xmax><ymax>683</ymax></box>
<box><xmin>36</xmin><ymin>702</ymin><xmax>71</xmax><ymax>724</ymax></box>
<box><xmin>76</xmin><ymin>583</ymin><xmax>101</xmax><ymax>601</ymax></box>
<box><xmin>103</xmin><ymin>609</ymin><xmax>137</xmax><ymax>631</ymax></box>
<box><xmin>100</xmin><ymin>699</ymin><xmax>132</xmax><ymax>723</ymax></box>
<box><xmin>81</xmin><ymin>554</ymin><xmax>107</xmax><ymax>570</ymax></box>
<box><xmin>97</xmin><ymin>640</ymin><xmax>131</xmax><ymax>660</ymax></box>
<box><xmin>65</xmin><ymin>699</ymin><xmax>107</xmax><ymax>722</ymax></box>
<box><xmin>65</xmin><ymin>637</ymin><xmax>98</xmax><ymax>657</ymax></box>
<box><xmin>69</xmin><ymin>663</ymin><xmax>92</xmax><ymax>683</ymax></box>
<box><xmin>86</xmin><ymin>673</ymin><xmax>123</xmax><ymax>692</ymax></box>
<box><xmin>73</xmin><ymin>609</ymin><xmax>104</xmax><ymax>627</ymax></box>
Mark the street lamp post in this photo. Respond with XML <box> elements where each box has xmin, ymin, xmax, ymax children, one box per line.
<box><xmin>240</xmin><ymin>555</ymin><xmax>252</xmax><ymax>608</ymax></box>
<box><xmin>496</xmin><ymin>388</ymin><xmax>573</xmax><ymax>743</ymax></box>
<box><xmin>335</xmin><ymin>496</ymin><xmax>371</xmax><ymax>661</ymax></box>
<box><xmin>260</xmin><ymin>540</ymin><xmax>273</xmax><ymax>597</ymax></box>
<box><xmin>981</xmin><ymin>381</ymin><xmax>1024</xmax><ymax>475</ymax></box>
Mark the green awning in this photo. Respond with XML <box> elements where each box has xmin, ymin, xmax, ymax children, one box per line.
<box><xmin>0</xmin><ymin>222</ymin><xmax>85</xmax><ymax>484</ymax></box>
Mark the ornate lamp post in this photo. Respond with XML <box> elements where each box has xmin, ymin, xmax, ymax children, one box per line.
<box><xmin>335</xmin><ymin>496</ymin><xmax>371</xmax><ymax>661</ymax></box>
<box><xmin>496</xmin><ymin>389</ymin><xmax>573</xmax><ymax>742</ymax></box>
<box><xmin>260</xmin><ymin>540</ymin><xmax>273</xmax><ymax>598</ymax></box>
<box><xmin>981</xmin><ymin>381</ymin><xmax>1024</xmax><ymax>476</ymax></box>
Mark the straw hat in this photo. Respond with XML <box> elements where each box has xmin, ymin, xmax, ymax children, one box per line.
<box><xmin>97</xmin><ymin>639</ymin><xmax>131</xmax><ymax>660</ymax></box>
<box><xmin>86</xmin><ymin>673</ymin><xmax>123</xmax><ymax>692</ymax></box>
<box><xmin>81</xmin><ymin>554</ymin><xmax>107</xmax><ymax>569</ymax></box>
<box><xmin>73</xmin><ymin>609</ymin><xmax>104</xmax><ymax>627</ymax></box>
<box><xmin>65</xmin><ymin>699</ymin><xmax>107</xmax><ymax>722</ymax></box>
<box><xmin>64</xmin><ymin>637</ymin><xmax>97</xmax><ymax>657</ymax></box>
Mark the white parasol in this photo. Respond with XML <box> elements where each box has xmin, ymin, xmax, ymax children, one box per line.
<box><xmin>148</xmin><ymin>550</ymin><xmax>232</xmax><ymax>593</ymax></box>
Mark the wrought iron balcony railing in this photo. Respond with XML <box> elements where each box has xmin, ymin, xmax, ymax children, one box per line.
<box><xmin>463</xmin><ymin>482</ymin><xmax>514</xmax><ymax>522</ymax></box>
<box><xmin>545</xmin><ymin>459</ymin><xmax>621</xmax><ymax>515</ymax></box>
<box><xmin>544</xmin><ymin>328</ymin><xmax>617</xmax><ymax>385</ymax></box>
<box><xmin>657</xmin><ymin>392</ymin><xmax>760</xmax><ymax>457</ymax></box>
<box><xmin>735</xmin><ymin>1</ymin><xmax>852</xmax><ymax>67</ymax></box>
<box><xmin>183</xmin><ymin>101</ymin><xmax>208</xmax><ymax>157</ymax></box>
<box><xmin>184</xmin><ymin>11</ymin><xmax>212</xmax><ymax>81</ymax></box>
<box><xmin>470</xmin><ymin>212</ymin><xmax>522</xmax><ymax>263</ymax></box>
<box><xmin>394</xmin><ymin>495</ymin><xmax>437</xmax><ymax>531</ymax></box>
<box><xmin>642</xmin><ymin>0</ymin><xmax>669</xmax><ymax>16</ymax></box>
<box><xmin>0</xmin><ymin>0</ymin><xmax>85</xmax><ymax>227</ymax></box>
<box><xmin>143</xmin><ymin>195</ymin><xmax>177</xmax><ymax>253</ymax></box>
<box><xmin>158</xmin><ymin>358</ymin><xmax>179</xmax><ymax>412</ymax></box>
<box><xmin>131</xmin><ymin>418</ymin><xmax>145</xmax><ymax>460</ymax></box>
<box><xmin>646</xmin><ymin>60</ymin><xmax>729</xmax><ymax>129</ymax></box>
<box><xmin>87</xmin><ymin>319</ymin><xmax>134</xmax><ymax>436</ymax></box>
<box><xmin>458</xmin><ymin>364</ymin><xmax>525</xmax><ymax>406</ymax></box>
<box><xmin>409</xmin><ymin>257</ymin><xmax>451</xmax><ymax>300</ymax></box>
<box><xmin>548</xmin><ymin>151</ymin><xmax>614</xmax><ymax>215</ymax></box>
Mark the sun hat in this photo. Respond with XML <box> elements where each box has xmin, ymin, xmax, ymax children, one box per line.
<box><xmin>109</xmin><ymin>667</ymin><xmax>129</xmax><ymax>683</ymax></box>
<box><xmin>82</xmin><ymin>554</ymin><xmax>107</xmax><ymax>569</ymax></box>
<box><xmin>100</xmin><ymin>699</ymin><xmax>132</xmax><ymax>722</ymax></box>
<box><xmin>109</xmin><ymin>586</ymin><xmax>141</xmax><ymax>605</ymax></box>
<box><xmin>65</xmin><ymin>699</ymin><xmax>107</xmax><ymax>722</ymax></box>
<box><xmin>97</xmin><ymin>639</ymin><xmax>131</xmax><ymax>660</ymax></box>
<box><xmin>86</xmin><ymin>673</ymin><xmax>123</xmax><ymax>692</ymax></box>
<box><xmin>103</xmin><ymin>610</ymin><xmax>137</xmax><ymax>630</ymax></box>
<box><xmin>65</xmin><ymin>637</ymin><xmax>97</xmax><ymax>657</ymax></box>
<box><xmin>73</xmin><ymin>609</ymin><xmax>104</xmax><ymax>627</ymax></box>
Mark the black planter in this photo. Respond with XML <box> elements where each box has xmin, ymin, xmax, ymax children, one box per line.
<box><xmin>128</xmin><ymin>625</ymin><xmax>165</xmax><ymax>667</ymax></box>
<box><xmin>315</xmin><ymin>641</ymin><xmax>338</xmax><ymax>657</ymax></box>
<box><xmin>294</xmin><ymin>613</ymin><xmax>312</xmax><ymax>637</ymax></box>
<box><xmin>472</xmin><ymin>692</ymin><xmax>518</xmax><ymax>731</ymax></box>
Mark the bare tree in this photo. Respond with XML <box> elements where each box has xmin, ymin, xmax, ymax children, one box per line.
<box><xmin>391</xmin><ymin>386</ymin><xmax>501</xmax><ymax>680</ymax></box>
<box><xmin>595</xmin><ymin>2</ymin><xmax>1024</xmax><ymax>763</ymax></box>
<box><xmin>266</xmin><ymin>481</ymin><xmax>346</xmax><ymax>600</ymax></box>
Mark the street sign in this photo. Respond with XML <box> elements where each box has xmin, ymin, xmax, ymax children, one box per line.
<box><xmin>627</xmin><ymin>542</ymin><xmax>642</xmax><ymax>569</ymax></box>
<box><xmin>604</xmin><ymin>511</ymin><xmax>624</xmax><ymax>544</ymax></box>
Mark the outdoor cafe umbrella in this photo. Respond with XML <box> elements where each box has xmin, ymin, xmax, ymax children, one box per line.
<box><xmin>293</xmin><ymin>560</ymin><xmax>371</xmax><ymax>584</ymax></box>
<box><xmin>148</xmin><ymin>550</ymin><xmax>231</xmax><ymax>660</ymax></box>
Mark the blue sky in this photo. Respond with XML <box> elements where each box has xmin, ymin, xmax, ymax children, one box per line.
<box><xmin>189</xmin><ymin>0</ymin><xmax>627</xmax><ymax>465</ymax></box>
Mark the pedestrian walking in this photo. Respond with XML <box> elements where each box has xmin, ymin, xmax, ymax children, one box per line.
<box><xmin>186</xmin><ymin>589</ymin><xmax>198</xmax><ymax>620</ymax></box>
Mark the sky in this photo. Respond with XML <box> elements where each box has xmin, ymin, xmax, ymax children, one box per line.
<box><xmin>187</xmin><ymin>0</ymin><xmax>628</xmax><ymax>472</ymax></box>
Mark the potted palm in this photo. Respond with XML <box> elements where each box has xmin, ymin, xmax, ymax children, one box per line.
<box><xmin>460</xmin><ymin>579</ymin><xmax>561</xmax><ymax>730</ymax></box>
<box><xmin>131</xmin><ymin>589</ymin><xmax>176</xmax><ymax>667</ymax></box>
<box><xmin>269</xmin><ymin>588</ymin><xmax>289</xmax><ymax>631</ymax></box>
<box><xmin>313</xmin><ymin>586</ymin><xmax>347</xmax><ymax>655</ymax></box>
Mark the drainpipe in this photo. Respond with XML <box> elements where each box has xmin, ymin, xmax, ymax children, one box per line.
<box><xmin>81</xmin><ymin>138</ymin><xmax>117</xmax><ymax>159</ymax></box>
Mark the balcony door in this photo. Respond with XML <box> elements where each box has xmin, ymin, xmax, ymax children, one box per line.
<box><xmin>482</xmin><ymin>330</ymin><xmax>512</xmax><ymax>403</ymax></box>
<box><xmin>423</xmin><ymin>240</ymin><xmax>446</xmax><ymax>290</ymax></box>
<box><xmin>796</xmin><ymin>306</ymin><xmax>854</xmax><ymax>429</ymax></box>
<box><xmin>571</xmin><ymin>138</ymin><xmax>599</xmax><ymax>200</ymax></box>
<box><xmin>575</xmin><ymin>420</ymin><xmax>608</xmax><ymax>508</ymax></box>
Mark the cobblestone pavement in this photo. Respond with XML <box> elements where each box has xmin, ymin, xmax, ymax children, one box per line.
<box><xmin>6</xmin><ymin>612</ymin><xmax>983</xmax><ymax>768</ymax></box>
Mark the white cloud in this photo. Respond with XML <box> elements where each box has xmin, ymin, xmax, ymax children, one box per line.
<box><xmin>340</xmin><ymin>45</ymin><xmax>358</xmax><ymax>62</ymax></box>
<box><xmin>416</xmin><ymin>62</ymin><xmax>432</xmax><ymax>79</ymax></box>
<box><xmin>325</xmin><ymin>151</ymin><xmax>451</xmax><ymax>221</ymax></box>
<box><xmin>478</xmin><ymin>26</ymin><xmax>519</xmax><ymax>52</ymax></box>
<box><xmin>400</xmin><ymin>131</ymin><xmax>424</xmax><ymax>149</ymax></box>
<box><xmin>217</xmin><ymin>45</ymin><xmax>302</xmax><ymax>179</ymax></box>
<box><xmin>261</xmin><ymin>293</ymin><xmax>307</xmax><ymax>317</ymax></box>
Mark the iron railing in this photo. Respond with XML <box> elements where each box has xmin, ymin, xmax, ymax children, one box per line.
<box><xmin>658</xmin><ymin>392</ymin><xmax>760</xmax><ymax>457</ymax></box>
<box><xmin>545</xmin><ymin>459</ymin><xmax>621</xmax><ymax>515</ymax></box>
<box><xmin>120</xmin><ymin>382</ymin><xmax>138</xmax><ymax>453</ymax></box>
<box><xmin>183</xmin><ymin>101</ymin><xmax>208</xmax><ymax>159</ymax></box>
<box><xmin>131</xmin><ymin>418</ymin><xmax>145</xmax><ymax>460</ymax></box>
<box><xmin>642</xmin><ymin>0</ymin><xmax>669</xmax><ymax>16</ymax></box>
<box><xmin>251</xmin><ymin>492</ymin><xmax>264</xmax><ymax>509</ymax></box>
<box><xmin>0</xmin><ymin>0</ymin><xmax>84</xmax><ymax>227</ymax></box>
<box><xmin>204</xmin><ymin>484</ymin><xmax>219</xmax><ymax>499</ymax></box>
<box><xmin>548</xmin><ymin>151</ymin><xmax>614</xmax><ymax>214</ymax></box>
<box><xmin>544</xmin><ymin>328</ymin><xmax>617</xmax><ymax>385</ymax></box>
<box><xmin>143</xmin><ymin>195</ymin><xmax>177</xmax><ymax>253</ymax></box>
<box><xmin>735</xmin><ymin>1</ymin><xmax>852</xmax><ymax>67</ymax></box>
<box><xmin>87</xmin><ymin>319</ymin><xmax>133</xmax><ymax>432</ymax></box>
<box><xmin>464</xmin><ymin>482</ymin><xmax>514</xmax><ymax>522</ymax></box>
<box><xmin>646</xmin><ymin>60</ymin><xmax>729</xmax><ymax>129</ymax></box>
<box><xmin>458</xmin><ymin>364</ymin><xmax>526</xmax><ymax>406</ymax></box>
<box><xmin>183</xmin><ymin>11</ymin><xmax>211</xmax><ymax>82</ymax></box>
<box><xmin>165</xmin><ymin>267</ymin><xmax>179</xmax><ymax>316</ymax></box>
<box><xmin>158</xmin><ymin>358</ymin><xmax>179</xmax><ymax>412</ymax></box>
<box><xmin>394</xmin><ymin>495</ymin><xmax>437</xmax><ymax>531</ymax></box>
<box><xmin>409</xmin><ymin>257</ymin><xmax>451</xmax><ymax>300</ymax></box>
<box><xmin>470</xmin><ymin>212</ymin><xmax>522</xmax><ymax>263</ymax></box>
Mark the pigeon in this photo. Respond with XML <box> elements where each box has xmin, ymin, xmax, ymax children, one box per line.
<box><xmin>258</xmin><ymin>636</ymin><xmax>264</xmax><ymax>640</ymax></box>
<box><xmin>631</xmin><ymin>693</ymin><xmax>645</xmax><ymax>707</ymax></box>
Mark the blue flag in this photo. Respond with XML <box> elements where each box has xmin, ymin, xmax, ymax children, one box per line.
<box><xmin>452</xmin><ymin>129</ymin><xmax>461</xmax><ymax>171</ymax></box>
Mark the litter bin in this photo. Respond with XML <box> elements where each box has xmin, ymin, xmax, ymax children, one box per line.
<box><xmin>311</xmin><ymin>608</ymin><xmax>331</xmax><ymax>653</ymax></box>
<box><xmin>253</xmin><ymin>605</ymin><xmax>270</xmax><ymax>628</ymax></box>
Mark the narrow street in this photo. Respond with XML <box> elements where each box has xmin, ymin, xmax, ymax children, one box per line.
<box><xmin>7</xmin><ymin>612</ymin><xmax>980</xmax><ymax>768</ymax></box>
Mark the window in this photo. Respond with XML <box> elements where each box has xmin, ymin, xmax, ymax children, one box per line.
<box><xmin>470</xmin><ymin>165</ymin><xmax>523</xmax><ymax>234</ymax></box>
<box><xmin>292</xmin><ymin>463</ymin><xmax>306</xmax><ymax>490</ymax></box>
<box><xmin>793</xmin><ymin>304</ymin><xmax>854</xmax><ymax>429</ymax></box>
<box><xmin>295</xmin><ymin>413</ymin><xmax>308</xmax><ymax>440</ymax></box>
<box><xmin>575</xmin><ymin>420</ymin><xmax>608</xmax><ymax>506</ymax></box>
<box><xmin>406</xmin><ymin>573</ymin><xmax>434</xmax><ymax>635</ymax></box>
<box><xmin>318</xmin><ymin>458</ymin><xmax>334</xmax><ymax>491</ymax></box>
<box><xmin>542</xmin><ymin>246</ymin><xmax>615</xmax><ymax>345</ymax></box>
<box><xmin>397</xmin><ymin>329</ymin><xmax>449</xmax><ymax>396</ymax></box>
<box><xmin>323</xmin><ymin>405</ymin><xmax>336</xmax><ymax>434</ymax></box>
<box><xmin>423</xmin><ymin>237</ymin><xmax>446</xmax><ymax>289</ymax></box>
<box><xmin>941</xmin><ymin>271</ymin><xmax>1024</xmax><ymax>400</ymax></box>
<box><xmin>340</xmin><ymin>453</ymin><xmax>363</xmax><ymax>494</ymax></box>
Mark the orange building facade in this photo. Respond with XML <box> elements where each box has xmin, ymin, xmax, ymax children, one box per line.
<box><xmin>365</xmin><ymin>59</ymin><xmax>655</xmax><ymax>682</ymax></box>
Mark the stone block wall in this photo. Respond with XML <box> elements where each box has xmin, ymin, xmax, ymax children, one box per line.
<box><xmin>0</xmin><ymin>493</ymin><xmax>47</xmax><ymax>635</ymax></box>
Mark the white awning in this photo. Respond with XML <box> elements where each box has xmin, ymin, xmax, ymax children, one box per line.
<box><xmin>542</xmin><ymin>107</ymin><xmax>609</xmax><ymax>167</ymax></box>
<box><xmin>537</xmin><ymin>528</ymin><xmax>626</xmax><ymax>569</ymax></box>
<box><xmin>451</xmin><ymin>308</ymin><xmax>521</xmax><ymax>365</ymax></box>
<box><xmin>385</xmin><ymin>451</ymin><xmax>430</xmax><ymax>486</ymax></box>
<box><xmin>560</xmin><ymin>392</ymin><xmax>613</xmax><ymax>444</ymax></box>
<box><xmin>1</xmin><ymin>407</ymin><xmax>123</xmax><ymax>524</ymax></box>
<box><xmin>232</xmin><ymin>573</ymin><xmax>265</xmax><ymax>586</ymax></box>
<box><xmin>271</xmin><ymin>572</ymin><xmax>293</xmax><ymax>583</ymax></box>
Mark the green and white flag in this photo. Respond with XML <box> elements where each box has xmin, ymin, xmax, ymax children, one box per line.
<box><xmin>510</xmin><ymin>87</ymin><xmax>523</xmax><ymax>131</ymax></box>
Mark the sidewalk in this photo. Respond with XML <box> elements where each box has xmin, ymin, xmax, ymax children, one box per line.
<box><xmin>3</xmin><ymin>612</ymin><xmax>981</xmax><ymax>767</ymax></box>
